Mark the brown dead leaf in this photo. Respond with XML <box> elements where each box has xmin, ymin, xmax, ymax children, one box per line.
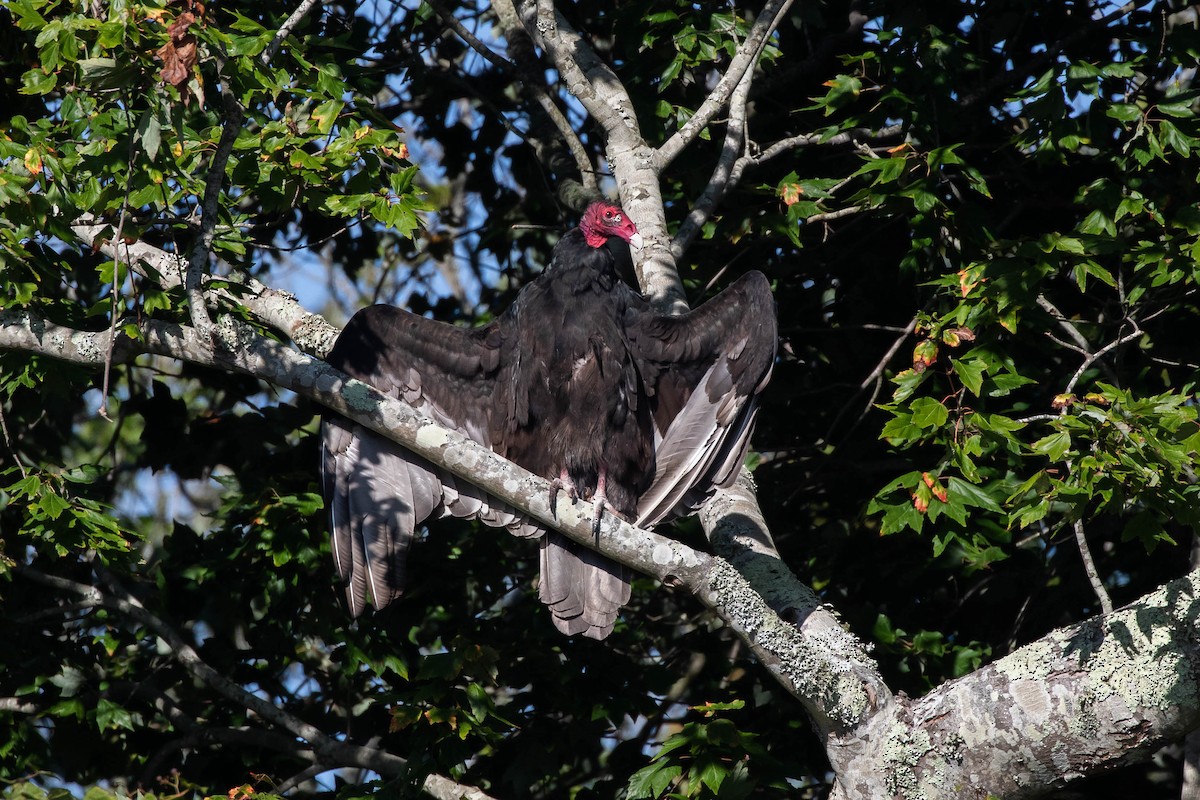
<box><xmin>154</xmin><ymin>9</ymin><xmax>202</xmax><ymax>106</ymax></box>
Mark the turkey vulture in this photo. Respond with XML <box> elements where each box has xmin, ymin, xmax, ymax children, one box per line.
<box><xmin>321</xmin><ymin>201</ymin><xmax>776</xmax><ymax>639</ymax></box>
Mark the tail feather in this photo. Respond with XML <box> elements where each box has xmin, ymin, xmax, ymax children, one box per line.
<box><xmin>539</xmin><ymin>533</ymin><xmax>631</xmax><ymax>639</ymax></box>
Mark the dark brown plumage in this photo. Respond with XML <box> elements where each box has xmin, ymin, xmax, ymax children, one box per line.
<box><xmin>321</xmin><ymin>201</ymin><xmax>776</xmax><ymax>638</ymax></box>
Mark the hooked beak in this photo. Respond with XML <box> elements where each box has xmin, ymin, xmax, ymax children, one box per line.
<box><xmin>629</xmin><ymin>232</ymin><xmax>644</xmax><ymax>250</ymax></box>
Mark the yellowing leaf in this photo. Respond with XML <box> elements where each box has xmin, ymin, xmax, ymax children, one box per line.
<box><xmin>24</xmin><ymin>148</ymin><xmax>43</xmax><ymax>175</ymax></box>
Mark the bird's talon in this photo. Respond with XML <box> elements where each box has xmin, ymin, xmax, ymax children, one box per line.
<box><xmin>550</xmin><ymin>472</ymin><xmax>579</xmax><ymax>520</ymax></box>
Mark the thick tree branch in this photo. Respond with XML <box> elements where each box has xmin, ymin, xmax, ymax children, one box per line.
<box><xmin>654</xmin><ymin>0</ymin><xmax>794</xmax><ymax>171</ymax></box>
<box><xmin>70</xmin><ymin>217</ymin><xmax>339</xmax><ymax>355</ymax></box>
<box><xmin>0</xmin><ymin>306</ymin><xmax>882</xmax><ymax>737</ymax></box>
<box><xmin>829</xmin><ymin>568</ymin><xmax>1200</xmax><ymax>799</ymax></box>
<box><xmin>515</xmin><ymin>0</ymin><xmax>686</xmax><ymax>311</ymax></box>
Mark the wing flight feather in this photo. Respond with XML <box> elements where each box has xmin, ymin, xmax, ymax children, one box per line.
<box><xmin>321</xmin><ymin>305</ymin><xmax>537</xmax><ymax>616</ymax></box>
<box><xmin>627</xmin><ymin>271</ymin><xmax>777</xmax><ymax>526</ymax></box>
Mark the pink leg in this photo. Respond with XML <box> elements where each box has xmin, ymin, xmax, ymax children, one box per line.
<box><xmin>549</xmin><ymin>468</ymin><xmax>578</xmax><ymax>519</ymax></box>
<box><xmin>590</xmin><ymin>468</ymin><xmax>608</xmax><ymax>540</ymax></box>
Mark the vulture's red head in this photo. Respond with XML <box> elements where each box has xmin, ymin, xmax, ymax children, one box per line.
<box><xmin>580</xmin><ymin>202</ymin><xmax>643</xmax><ymax>250</ymax></box>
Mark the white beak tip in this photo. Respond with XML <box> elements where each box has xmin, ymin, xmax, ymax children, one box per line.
<box><xmin>629</xmin><ymin>232</ymin><xmax>644</xmax><ymax>250</ymax></box>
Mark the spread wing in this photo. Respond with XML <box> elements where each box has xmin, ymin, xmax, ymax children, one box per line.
<box><xmin>626</xmin><ymin>271</ymin><xmax>777</xmax><ymax>526</ymax></box>
<box><xmin>320</xmin><ymin>305</ymin><xmax>536</xmax><ymax>617</ymax></box>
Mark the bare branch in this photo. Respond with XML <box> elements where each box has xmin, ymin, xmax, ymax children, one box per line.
<box><xmin>806</xmin><ymin>205</ymin><xmax>864</xmax><ymax>224</ymax></box>
<box><xmin>1064</xmin><ymin>323</ymin><xmax>1144</xmax><ymax>396</ymax></box>
<box><xmin>672</xmin><ymin>56</ymin><xmax>755</xmax><ymax>262</ymax></box>
<box><xmin>438</xmin><ymin>0</ymin><xmax>598</xmax><ymax>193</ymax></box>
<box><xmin>655</xmin><ymin>0</ymin><xmax>795</xmax><ymax>171</ymax></box>
<box><xmin>1050</xmin><ymin>322</ymin><xmax>1144</xmax><ymax>616</ymax></box>
<box><xmin>671</xmin><ymin>125</ymin><xmax>902</xmax><ymax>260</ymax></box>
<box><xmin>261</xmin><ymin>0</ymin><xmax>323</xmax><ymax>65</ymax></box>
<box><xmin>1035</xmin><ymin>294</ymin><xmax>1091</xmax><ymax>353</ymax></box>
<box><xmin>516</xmin><ymin>0</ymin><xmax>638</xmax><ymax>143</ymax></box>
<box><xmin>69</xmin><ymin>218</ymin><xmax>339</xmax><ymax>355</ymax></box>
<box><xmin>1073</xmin><ymin>517</ymin><xmax>1113</xmax><ymax>615</ymax></box>
<box><xmin>185</xmin><ymin>59</ymin><xmax>240</xmax><ymax>335</ymax></box>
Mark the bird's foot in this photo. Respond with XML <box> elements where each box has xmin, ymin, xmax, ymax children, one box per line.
<box><xmin>588</xmin><ymin>469</ymin><xmax>620</xmax><ymax>542</ymax></box>
<box><xmin>590</xmin><ymin>494</ymin><xmax>606</xmax><ymax>541</ymax></box>
<box><xmin>549</xmin><ymin>470</ymin><xmax>579</xmax><ymax>520</ymax></box>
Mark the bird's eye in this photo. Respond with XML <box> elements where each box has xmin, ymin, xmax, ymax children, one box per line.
<box><xmin>604</xmin><ymin>210</ymin><xmax>614</xmax><ymax>219</ymax></box>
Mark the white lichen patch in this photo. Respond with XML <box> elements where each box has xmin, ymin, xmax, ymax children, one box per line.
<box><xmin>1010</xmin><ymin>679</ymin><xmax>1052</xmax><ymax>727</ymax></box>
<box><xmin>1082</xmin><ymin>611</ymin><xmax>1192</xmax><ymax>711</ymax></box>
<box><xmin>883</xmin><ymin>723</ymin><xmax>933</xmax><ymax>799</ymax></box>
<box><xmin>414</xmin><ymin>423</ymin><xmax>449</xmax><ymax>448</ymax></box>
<box><xmin>442</xmin><ymin>445</ymin><xmax>481</xmax><ymax>471</ymax></box>
<box><xmin>995</xmin><ymin>638</ymin><xmax>1059</xmax><ymax>684</ymax></box>
<box><xmin>652</xmin><ymin>543</ymin><xmax>675</xmax><ymax>565</ymax></box>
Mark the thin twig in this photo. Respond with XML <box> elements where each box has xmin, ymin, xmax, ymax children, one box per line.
<box><xmin>1057</xmin><ymin>323</ymin><xmax>1143</xmax><ymax>616</ymax></box>
<box><xmin>1063</xmin><ymin>324</ymin><xmax>1144</xmax><ymax>396</ymax></box>
<box><xmin>1072</xmin><ymin>518</ymin><xmax>1113</xmax><ymax>614</ymax></box>
<box><xmin>671</xmin><ymin>125</ymin><xmax>902</xmax><ymax>260</ymax></box>
<box><xmin>672</xmin><ymin>53</ymin><xmax>756</xmax><ymax>261</ymax></box>
<box><xmin>184</xmin><ymin>0</ymin><xmax>326</xmax><ymax>335</ymax></box>
<box><xmin>260</xmin><ymin>0</ymin><xmax>323</xmax><ymax>66</ymax></box>
<box><xmin>274</xmin><ymin>764</ymin><xmax>327</xmax><ymax>795</ymax></box>
<box><xmin>0</xmin><ymin>401</ymin><xmax>27</xmax><ymax>479</ymax></box>
<box><xmin>806</xmin><ymin>205</ymin><xmax>864</xmax><ymax>224</ymax></box>
<box><xmin>1036</xmin><ymin>295</ymin><xmax>1092</xmax><ymax>353</ymax></box>
<box><xmin>99</xmin><ymin>102</ymin><xmax>140</xmax><ymax>421</ymax></box>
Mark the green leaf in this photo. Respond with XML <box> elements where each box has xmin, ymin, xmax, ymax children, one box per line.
<box><xmin>909</xmin><ymin>397</ymin><xmax>950</xmax><ymax>429</ymax></box>
<box><xmin>945</xmin><ymin>477</ymin><xmax>1003</xmax><ymax>513</ymax></box>
<box><xmin>952</xmin><ymin>358</ymin><xmax>986</xmax><ymax>397</ymax></box>
<box><xmin>94</xmin><ymin>698</ymin><xmax>135</xmax><ymax>732</ymax></box>
<box><xmin>136</xmin><ymin>109</ymin><xmax>162</xmax><ymax>162</ymax></box>
<box><xmin>1032</xmin><ymin>430</ymin><xmax>1072</xmax><ymax>461</ymax></box>
<box><xmin>627</xmin><ymin>763</ymin><xmax>681</xmax><ymax>799</ymax></box>
<box><xmin>20</xmin><ymin>67</ymin><xmax>57</xmax><ymax>95</ymax></box>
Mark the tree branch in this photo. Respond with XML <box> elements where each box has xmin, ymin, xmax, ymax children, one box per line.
<box><xmin>828</xmin><ymin>567</ymin><xmax>1200</xmax><ymax>798</ymax></box>
<box><xmin>261</xmin><ymin>0</ymin><xmax>323</xmax><ymax>65</ymax></box>
<box><xmin>14</xmin><ymin>564</ymin><xmax>499</xmax><ymax>800</ymax></box>
<box><xmin>0</xmin><ymin>306</ymin><xmax>883</xmax><ymax>737</ymax></box>
<box><xmin>514</xmin><ymin>0</ymin><xmax>686</xmax><ymax>310</ymax></box>
<box><xmin>671</xmin><ymin>125</ymin><xmax>903</xmax><ymax>260</ymax></box>
<box><xmin>438</xmin><ymin>0</ymin><xmax>598</xmax><ymax>195</ymax></box>
<box><xmin>654</xmin><ymin>0</ymin><xmax>795</xmax><ymax>171</ymax></box>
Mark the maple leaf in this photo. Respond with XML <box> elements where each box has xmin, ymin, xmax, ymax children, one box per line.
<box><xmin>779</xmin><ymin>182</ymin><xmax>802</xmax><ymax>206</ymax></box>
<box><xmin>922</xmin><ymin>472</ymin><xmax>948</xmax><ymax>503</ymax></box>
<box><xmin>912</xmin><ymin>339</ymin><xmax>938</xmax><ymax>373</ymax></box>
<box><xmin>23</xmin><ymin>148</ymin><xmax>43</xmax><ymax>176</ymax></box>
